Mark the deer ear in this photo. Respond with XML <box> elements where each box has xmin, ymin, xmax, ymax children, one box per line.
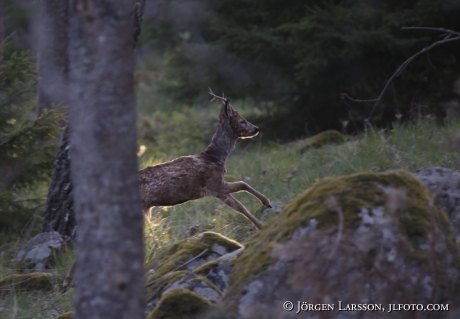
<box><xmin>224</xmin><ymin>99</ymin><xmax>233</xmax><ymax>117</ymax></box>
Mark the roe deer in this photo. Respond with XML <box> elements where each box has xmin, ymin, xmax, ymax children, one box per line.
<box><xmin>62</xmin><ymin>88</ymin><xmax>270</xmax><ymax>292</ymax></box>
<box><xmin>139</xmin><ymin>88</ymin><xmax>270</xmax><ymax>227</ymax></box>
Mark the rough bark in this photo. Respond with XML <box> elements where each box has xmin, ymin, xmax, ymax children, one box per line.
<box><xmin>39</xmin><ymin>0</ymin><xmax>72</xmax><ymax>237</ymax></box>
<box><xmin>37</xmin><ymin>0</ymin><xmax>69</xmax><ymax>115</ymax></box>
<box><xmin>68</xmin><ymin>0</ymin><xmax>144</xmax><ymax>318</ymax></box>
<box><xmin>42</xmin><ymin>125</ymin><xmax>75</xmax><ymax>238</ymax></box>
<box><xmin>42</xmin><ymin>0</ymin><xmax>146</xmax><ymax>240</ymax></box>
<box><xmin>133</xmin><ymin>0</ymin><xmax>146</xmax><ymax>47</ymax></box>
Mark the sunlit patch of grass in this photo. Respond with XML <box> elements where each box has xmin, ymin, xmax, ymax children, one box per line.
<box><xmin>142</xmin><ymin>120</ymin><xmax>460</xmax><ymax>261</ymax></box>
<box><xmin>141</xmin><ymin>119</ymin><xmax>460</xmax><ymax>266</ymax></box>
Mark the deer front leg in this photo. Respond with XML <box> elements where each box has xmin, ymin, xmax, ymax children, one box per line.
<box><xmin>224</xmin><ymin>182</ymin><xmax>271</xmax><ymax>207</ymax></box>
<box><xmin>217</xmin><ymin>194</ymin><xmax>263</xmax><ymax>229</ymax></box>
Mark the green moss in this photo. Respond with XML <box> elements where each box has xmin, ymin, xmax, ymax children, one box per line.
<box><xmin>146</xmin><ymin>271</ymin><xmax>188</xmax><ymax>301</ymax></box>
<box><xmin>146</xmin><ymin>270</ymin><xmax>222</xmax><ymax>302</ymax></box>
<box><xmin>146</xmin><ymin>238</ymin><xmax>210</xmax><ymax>282</ymax></box>
<box><xmin>191</xmin><ymin>274</ymin><xmax>223</xmax><ymax>295</ymax></box>
<box><xmin>297</xmin><ymin>130</ymin><xmax>345</xmax><ymax>153</ymax></box>
<box><xmin>193</xmin><ymin>259</ymin><xmax>220</xmax><ymax>277</ymax></box>
<box><xmin>147</xmin><ymin>288</ymin><xmax>212</xmax><ymax>319</ymax></box>
<box><xmin>146</xmin><ymin>232</ymin><xmax>242</xmax><ymax>283</ymax></box>
<box><xmin>56</xmin><ymin>311</ymin><xmax>73</xmax><ymax>319</ymax></box>
<box><xmin>197</xmin><ymin>232</ymin><xmax>243</xmax><ymax>252</ymax></box>
<box><xmin>222</xmin><ymin>169</ymin><xmax>456</xmax><ymax>309</ymax></box>
<box><xmin>0</xmin><ymin>273</ymin><xmax>53</xmax><ymax>292</ymax></box>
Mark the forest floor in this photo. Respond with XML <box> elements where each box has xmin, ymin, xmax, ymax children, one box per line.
<box><xmin>1</xmin><ymin>118</ymin><xmax>460</xmax><ymax>318</ymax></box>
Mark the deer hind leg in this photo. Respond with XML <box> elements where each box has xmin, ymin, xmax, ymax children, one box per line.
<box><xmin>61</xmin><ymin>259</ymin><xmax>76</xmax><ymax>293</ymax></box>
<box><xmin>144</xmin><ymin>207</ymin><xmax>152</xmax><ymax>222</ymax></box>
<box><xmin>224</xmin><ymin>182</ymin><xmax>271</xmax><ymax>207</ymax></box>
<box><xmin>217</xmin><ymin>194</ymin><xmax>263</xmax><ymax>229</ymax></box>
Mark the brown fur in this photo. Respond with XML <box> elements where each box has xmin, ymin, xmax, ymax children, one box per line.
<box><xmin>140</xmin><ymin>89</ymin><xmax>270</xmax><ymax>226</ymax></box>
<box><xmin>62</xmin><ymin>89</ymin><xmax>270</xmax><ymax>292</ymax></box>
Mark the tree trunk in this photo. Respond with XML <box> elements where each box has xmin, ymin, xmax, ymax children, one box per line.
<box><xmin>37</xmin><ymin>0</ymin><xmax>69</xmax><ymax>116</ymax></box>
<box><xmin>38</xmin><ymin>0</ymin><xmax>73</xmax><ymax>237</ymax></box>
<box><xmin>68</xmin><ymin>0</ymin><xmax>144</xmax><ymax>318</ymax></box>
<box><xmin>42</xmin><ymin>0</ymin><xmax>146</xmax><ymax>239</ymax></box>
<box><xmin>133</xmin><ymin>0</ymin><xmax>146</xmax><ymax>47</ymax></box>
<box><xmin>42</xmin><ymin>125</ymin><xmax>76</xmax><ymax>238</ymax></box>
<box><xmin>0</xmin><ymin>1</ymin><xmax>4</xmax><ymax>65</ymax></box>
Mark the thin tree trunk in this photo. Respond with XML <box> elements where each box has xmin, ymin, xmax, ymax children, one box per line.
<box><xmin>39</xmin><ymin>0</ymin><xmax>72</xmax><ymax>237</ymax></box>
<box><xmin>42</xmin><ymin>125</ymin><xmax>76</xmax><ymax>238</ymax></box>
<box><xmin>133</xmin><ymin>0</ymin><xmax>146</xmax><ymax>47</ymax></box>
<box><xmin>0</xmin><ymin>1</ymin><xmax>4</xmax><ymax>65</ymax></box>
<box><xmin>68</xmin><ymin>0</ymin><xmax>144</xmax><ymax>318</ymax></box>
<box><xmin>37</xmin><ymin>0</ymin><xmax>69</xmax><ymax>116</ymax></box>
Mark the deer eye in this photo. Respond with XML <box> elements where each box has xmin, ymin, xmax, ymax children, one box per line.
<box><xmin>239</xmin><ymin>120</ymin><xmax>246</xmax><ymax>124</ymax></box>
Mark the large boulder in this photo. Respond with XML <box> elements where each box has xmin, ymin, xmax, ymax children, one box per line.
<box><xmin>220</xmin><ymin>170</ymin><xmax>460</xmax><ymax>319</ymax></box>
<box><xmin>413</xmin><ymin>167</ymin><xmax>460</xmax><ymax>242</ymax></box>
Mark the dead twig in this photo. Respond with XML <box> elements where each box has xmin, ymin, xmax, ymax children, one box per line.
<box><xmin>401</xmin><ymin>26</ymin><xmax>460</xmax><ymax>37</ymax></box>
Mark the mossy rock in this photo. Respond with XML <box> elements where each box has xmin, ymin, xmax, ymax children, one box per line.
<box><xmin>145</xmin><ymin>270</ymin><xmax>222</xmax><ymax>305</ymax></box>
<box><xmin>145</xmin><ymin>270</ymin><xmax>221</xmax><ymax>316</ymax></box>
<box><xmin>147</xmin><ymin>288</ymin><xmax>212</xmax><ymax>319</ymax></box>
<box><xmin>221</xmin><ymin>170</ymin><xmax>460</xmax><ymax>318</ymax></box>
<box><xmin>194</xmin><ymin>248</ymin><xmax>243</xmax><ymax>291</ymax></box>
<box><xmin>146</xmin><ymin>271</ymin><xmax>188</xmax><ymax>302</ymax></box>
<box><xmin>296</xmin><ymin>129</ymin><xmax>345</xmax><ymax>153</ymax></box>
<box><xmin>252</xmin><ymin>202</ymin><xmax>283</xmax><ymax>223</ymax></box>
<box><xmin>414</xmin><ymin>167</ymin><xmax>460</xmax><ymax>242</ymax></box>
<box><xmin>146</xmin><ymin>232</ymin><xmax>242</xmax><ymax>283</ymax></box>
<box><xmin>145</xmin><ymin>232</ymin><xmax>241</xmax><ymax>314</ymax></box>
<box><xmin>56</xmin><ymin>311</ymin><xmax>73</xmax><ymax>319</ymax></box>
<box><xmin>0</xmin><ymin>273</ymin><xmax>54</xmax><ymax>292</ymax></box>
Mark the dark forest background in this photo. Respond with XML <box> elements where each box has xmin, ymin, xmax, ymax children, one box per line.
<box><xmin>1</xmin><ymin>0</ymin><xmax>459</xmax><ymax>231</ymax></box>
<box><xmin>3</xmin><ymin>0</ymin><xmax>460</xmax><ymax>140</ymax></box>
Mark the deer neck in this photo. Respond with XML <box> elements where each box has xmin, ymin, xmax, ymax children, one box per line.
<box><xmin>204</xmin><ymin>125</ymin><xmax>237</xmax><ymax>163</ymax></box>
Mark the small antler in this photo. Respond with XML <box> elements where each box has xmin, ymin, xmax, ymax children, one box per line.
<box><xmin>209</xmin><ymin>87</ymin><xmax>228</xmax><ymax>104</ymax></box>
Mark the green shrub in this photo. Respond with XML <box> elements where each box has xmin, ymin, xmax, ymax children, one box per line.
<box><xmin>0</xmin><ymin>42</ymin><xmax>64</xmax><ymax>231</ymax></box>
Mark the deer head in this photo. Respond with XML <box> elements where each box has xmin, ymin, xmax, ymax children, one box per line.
<box><xmin>209</xmin><ymin>88</ymin><xmax>259</xmax><ymax>139</ymax></box>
